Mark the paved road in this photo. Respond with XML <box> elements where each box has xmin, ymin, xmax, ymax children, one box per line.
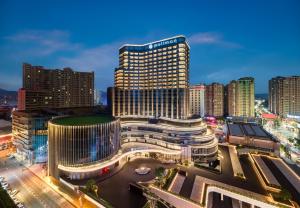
<box><xmin>0</xmin><ymin>156</ymin><xmax>74</xmax><ymax>208</ymax></box>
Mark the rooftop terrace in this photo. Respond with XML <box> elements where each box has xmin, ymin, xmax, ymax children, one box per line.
<box><xmin>52</xmin><ymin>115</ymin><xmax>114</xmax><ymax>126</ymax></box>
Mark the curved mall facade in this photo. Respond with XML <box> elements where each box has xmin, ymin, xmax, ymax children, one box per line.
<box><xmin>48</xmin><ymin>115</ymin><xmax>217</xmax><ymax>180</ymax></box>
<box><xmin>48</xmin><ymin>115</ymin><xmax>121</xmax><ymax>179</ymax></box>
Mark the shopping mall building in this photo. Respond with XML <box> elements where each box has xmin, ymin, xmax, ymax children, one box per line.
<box><xmin>48</xmin><ymin>36</ymin><xmax>218</xmax><ymax>180</ymax></box>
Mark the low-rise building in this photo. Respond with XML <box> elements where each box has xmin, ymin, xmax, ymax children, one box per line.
<box><xmin>12</xmin><ymin>106</ymin><xmax>102</xmax><ymax>164</ymax></box>
<box><xmin>226</xmin><ymin>123</ymin><xmax>279</xmax><ymax>151</ymax></box>
<box><xmin>12</xmin><ymin>110</ymin><xmax>51</xmax><ymax>164</ymax></box>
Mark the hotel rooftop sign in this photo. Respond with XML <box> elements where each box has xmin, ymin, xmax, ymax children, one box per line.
<box><xmin>148</xmin><ymin>38</ymin><xmax>178</xmax><ymax>49</ymax></box>
<box><xmin>120</xmin><ymin>35</ymin><xmax>188</xmax><ymax>52</ymax></box>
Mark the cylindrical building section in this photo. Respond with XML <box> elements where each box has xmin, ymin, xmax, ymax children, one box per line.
<box><xmin>48</xmin><ymin>115</ymin><xmax>120</xmax><ymax>179</ymax></box>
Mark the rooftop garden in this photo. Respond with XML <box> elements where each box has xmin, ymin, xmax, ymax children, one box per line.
<box><xmin>53</xmin><ymin>115</ymin><xmax>113</xmax><ymax>126</ymax></box>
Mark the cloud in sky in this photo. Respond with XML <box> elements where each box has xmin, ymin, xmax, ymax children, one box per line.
<box><xmin>4</xmin><ymin>29</ymin><xmax>81</xmax><ymax>57</ymax></box>
<box><xmin>58</xmin><ymin>41</ymin><xmax>122</xmax><ymax>90</ymax></box>
<box><xmin>1</xmin><ymin>29</ymin><xmax>149</xmax><ymax>90</ymax></box>
<box><xmin>0</xmin><ymin>29</ymin><xmax>245</xmax><ymax>91</ymax></box>
<box><xmin>204</xmin><ymin>67</ymin><xmax>250</xmax><ymax>83</ymax></box>
<box><xmin>188</xmin><ymin>32</ymin><xmax>242</xmax><ymax>48</ymax></box>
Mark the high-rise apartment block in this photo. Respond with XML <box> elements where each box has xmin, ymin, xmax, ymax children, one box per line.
<box><xmin>226</xmin><ymin>77</ymin><xmax>255</xmax><ymax>117</ymax></box>
<box><xmin>205</xmin><ymin>83</ymin><xmax>224</xmax><ymax>117</ymax></box>
<box><xmin>113</xmin><ymin>36</ymin><xmax>190</xmax><ymax>119</ymax></box>
<box><xmin>190</xmin><ymin>84</ymin><xmax>205</xmax><ymax>117</ymax></box>
<box><xmin>269</xmin><ymin>76</ymin><xmax>300</xmax><ymax>116</ymax></box>
<box><xmin>18</xmin><ymin>63</ymin><xmax>94</xmax><ymax>110</ymax></box>
<box><xmin>226</xmin><ymin>80</ymin><xmax>237</xmax><ymax>116</ymax></box>
<box><xmin>94</xmin><ymin>89</ymin><xmax>100</xmax><ymax>105</ymax></box>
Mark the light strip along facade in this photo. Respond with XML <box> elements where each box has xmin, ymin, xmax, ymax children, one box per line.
<box><xmin>113</xmin><ymin>35</ymin><xmax>190</xmax><ymax>119</ymax></box>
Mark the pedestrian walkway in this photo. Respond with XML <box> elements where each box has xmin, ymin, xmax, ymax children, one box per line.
<box><xmin>270</xmin><ymin>157</ymin><xmax>300</xmax><ymax>194</ymax></box>
<box><xmin>189</xmin><ymin>175</ymin><xmax>277</xmax><ymax>208</ymax></box>
<box><xmin>149</xmin><ymin>185</ymin><xmax>202</xmax><ymax>208</ymax></box>
<box><xmin>168</xmin><ymin>172</ymin><xmax>185</xmax><ymax>194</ymax></box>
<box><xmin>228</xmin><ymin>145</ymin><xmax>245</xmax><ymax>178</ymax></box>
<box><xmin>190</xmin><ymin>175</ymin><xmax>205</xmax><ymax>203</ymax></box>
<box><xmin>179</xmin><ymin>172</ymin><xmax>195</xmax><ymax>198</ymax></box>
<box><xmin>252</xmin><ymin>154</ymin><xmax>280</xmax><ymax>187</ymax></box>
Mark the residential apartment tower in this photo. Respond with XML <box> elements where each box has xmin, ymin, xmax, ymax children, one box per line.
<box><xmin>226</xmin><ymin>77</ymin><xmax>255</xmax><ymax>117</ymax></box>
<box><xmin>18</xmin><ymin>63</ymin><xmax>94</xmax><ymax>110</ymax></box>
<box><xmin>205</xmin><ymin>83</ymin><xmax>224</xmax><ymax>117</ymax></box>
<box><xmin>269</xmin><ymin>76</ymin><xmax>300</xmax><ymax>116</ymax></box>
<box><xmin>190</xmin><ymin>84</ymin><xmax>205</xmax><ymax>117</ymax></box>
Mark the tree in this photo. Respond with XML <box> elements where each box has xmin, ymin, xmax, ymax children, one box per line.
<box><xmin>155</xmin><ymin>167</ymin><xmax>165</xmax><ymax>178</ymax></box>
<box><xmin>295</xmin><ymin>139</ymin><xmax>300</xmax><ymax>150</ymax></box>
<box><xmin>155</xmin><ymin>167</ymin><xmax>166</xmax><ymax>188</ymax></box>
<box><xmin>85</xmin><ymin>179</ymin><xmax>98</xmax><ymax>196</ymax></box>
<box><xmin>279</xmin><ymin>189</ymin><xmax>292</xmax><ymax>201</ymax></box>
<box><xmin>274</xmin><ymin>118</ymin><xmax>281</xmax><ymax>129</ymax></box>
<box><xmin>92</xmin><ymin>184</ymin><xmax>98</xmax><ymax>197</ymax></box>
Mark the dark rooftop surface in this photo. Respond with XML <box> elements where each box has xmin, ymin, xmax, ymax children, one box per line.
<box><xmin>52</xmin><ymin>115</ymin><xmax>113</xmax><ymax>126</ymax></box>
<box><xmin>227</xmin><ymin>124</ymin><xmax>244</xmax><ymax>136</ymax></box>
<box><xmin>228</xmin><ymin>123</ymin><xmax>272</xmax><ymax>140</ymax></box>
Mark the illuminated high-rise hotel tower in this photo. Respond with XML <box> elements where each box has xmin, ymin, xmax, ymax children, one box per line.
<box><xmin>113</xmin><ymin>36</ymin><xmax>190</xmax><ymax>119</ymax></box>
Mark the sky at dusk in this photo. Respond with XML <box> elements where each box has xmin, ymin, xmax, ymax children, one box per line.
<box><xmin>0</xmin><ymin>0</ymin><xmax>299</xmax><ymax>93</ymax></box>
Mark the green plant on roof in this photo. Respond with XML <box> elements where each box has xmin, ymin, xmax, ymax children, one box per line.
<box><xmin>55</xmin><ymin>115</ymin><xmax>113</xmax><ymax>125</ymax></box>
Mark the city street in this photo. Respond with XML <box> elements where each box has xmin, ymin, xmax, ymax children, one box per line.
<box><xmin>255</xmin><ymin>99</ymin><xmax>300</xmax><ymax>172</ymax></box>
<box><xmin>0</xmin><ymin>156</ymin><xmax>75</xmax><ymax>208</ymax></box>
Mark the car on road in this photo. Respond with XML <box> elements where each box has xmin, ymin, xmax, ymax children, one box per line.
<box><xmin>16</xmin><ymin>203</ymin><xmax>25</xmax><ymax>208</ymax></box>
<box><xmin>1</xmin><ymin>181</ymin><xmax>8</xmax><ymax>186</ymax></box>
<box><xmin>11</xmin><ymin>195</ymin><xmax>17</xmax><ymax>201</ymax></box>
<box><xmin>2</xmin><ymin>184</ymin><xmax>10</xmax><ymax>190</ymax></box>
<box><xmin>14</xmin><ymin>198</ymin><xmax>20</xmax><ymax>204</ymax></box>
<box><xmin>1</xmin><ymin>182</ymin><xmax>8</xmax><ymax>187</ymax></box>
<box><xmin>9</xmin><ymin>189</ymin><xmax>18</xmax><ymax>196</ymax></box>
<box><xmin>1</xmin><ymin>181</ymin><xmax>9</xmax><ymax>186</ymax></box>
<box><xmin>8</xmin><ymin>155</ymin><xmax>15</xmax><ymax>159</ymax></box>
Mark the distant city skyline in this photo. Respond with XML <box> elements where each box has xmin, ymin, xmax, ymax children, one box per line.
<box><xmin>0</xmin><ymin>0</ymin><xmax>300</xmax><ymax>93</ymax></box>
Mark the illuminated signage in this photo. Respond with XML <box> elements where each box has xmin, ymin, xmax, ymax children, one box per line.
<box><xmin>36</xmin><ymin>130</ymin><xmax>48</xmax><ymax>135</ymax></box>
<box><xmin>148</xmin><ymin>38</ymin><xmax>178</xmax><ymax>49</ymax></box>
